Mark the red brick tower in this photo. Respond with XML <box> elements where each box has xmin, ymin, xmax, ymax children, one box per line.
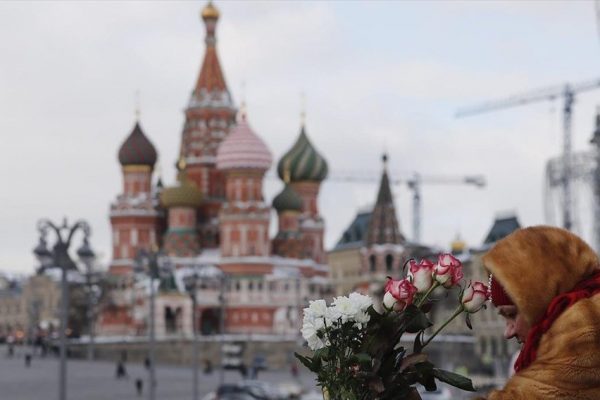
<box><xmin>102</xmin><ymin>120</ymin><xmax>161</xmax><ymax>335</ymax></box>
<box><xmin>180</xmin><ymin>2</ymin><xmax>237</xmax><ymax>249</ymax></box>
<box><xmin>216</xmin><ymin>110</ymin><xmax>273</xmax><ymax>257</ymax></box>
<box><xmin>160</xmin><ymin>157</ymin><xmax>203</xmax><ymax>257</ymax></box>
<box><xmin>276</xmin><ymin>123</ymin><xmax>328</xmax><ymax>263</ymax></box>
<box><xmin>109</xmin><ymin>120</ymin><xmax>162</xmax><ymax>275</ymax></box>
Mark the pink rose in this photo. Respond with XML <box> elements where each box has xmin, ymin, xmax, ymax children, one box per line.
<box><xmin>433</xmin><ymin>253</ymin><xmax>463</xmax><ymax>288</ymax></box>
<box><xmin>461</xmin><ymin>281</ymin><xmax>488</xmax><ymax>313</ymax></box>
<box><xmin>408</xmin><ymin>259</ymin><xmax>434</xmax><ymax>293</ymax></box>
<box><xmin>383</xmin><ymin>278</ymin><xmax>417</xmax><ymax>311</ymax></box>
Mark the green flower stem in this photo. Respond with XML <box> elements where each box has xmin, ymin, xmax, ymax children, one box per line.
<box><xmin>415</xmin><ymin>282</ymin><xmax>440</xmax><ymax>307</ymax></box>
<box><xmin>422</xmin><ymin>305</ymin><xmax>464</xmax><ymax>347</ymax></box>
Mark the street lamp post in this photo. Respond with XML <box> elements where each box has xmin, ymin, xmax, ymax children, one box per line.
<box><xmin>184</xmin><ymin>265</ymin><xmax>224</xmax><ymax>398</ymax></box>
<box><xmin>183</xmin><ymin>272</ymin><xmax>199</xmax><ymax>400</ymax></box>
<box><xmin>136</xmin><ymin>248</ymin><xmax>168</xmax><ymax>400</ymax></box>
<box><xmin>33</xmin><ymin>218</ymin><xmax>95</xmax><ymax>400</ymax></box>
<box><xmin>217</xmin><ymin>272</ymin><xmax>226</xmax><ymax>385</ymax></box>
<box><xmin>77</xmin><ymin>238</ymin><xmax>99</xmax><ymax>361</ymax></box>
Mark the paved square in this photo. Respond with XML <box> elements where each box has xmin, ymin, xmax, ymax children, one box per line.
<box><xmin>0</xmin><ymin>347</ymin><xmax>316</xmax><ymax>400</ymax></box>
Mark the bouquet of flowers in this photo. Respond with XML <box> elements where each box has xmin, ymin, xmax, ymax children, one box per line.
<box><xmin>296</xmin><ymin>254</ymin><xmax>488</xmax><ymax>400</ymax></box>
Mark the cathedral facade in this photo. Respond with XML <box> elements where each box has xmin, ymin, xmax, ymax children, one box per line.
<box><xmin>99</xmin><ymin>2</ymin><xmax>330</xmax><ymax>338</ymax></box>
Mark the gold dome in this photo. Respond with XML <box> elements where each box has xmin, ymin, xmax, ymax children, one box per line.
<box><xmin>451</xmin><ymin>235</ymin><xmax>467</xmax><ymax>253</ymax></box>
<box><xmin>160</xmin><ymin>179</ymin><xmax>203</xmax><ymax>209</ymax></box>
<box><xmin>160</xmin><ymin>157</ymin><xmax>203</xmax><ymax>208</ymax></box>
<box><xmin>201</xmin><ymin>2</ymin><xmax>220</xmax><ymax>20</ymax></box>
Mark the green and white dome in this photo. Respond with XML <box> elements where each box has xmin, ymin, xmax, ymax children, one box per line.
<box><xmin>277</xmin><ymin>126</ymin><xmax>328</xmax><ymax>183</ymax></box>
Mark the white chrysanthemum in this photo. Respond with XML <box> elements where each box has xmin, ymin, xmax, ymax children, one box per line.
<box><xmin>303</xmin><ymin>306</ymin><xmax>313</xmax><ymax>321</ymax></box>
<box><xmin>301</xmin><ymin>322</ymin><xmax>325</xmax><ymax>350</ymax></box>
<box><xmin>325</xmin><ymin>306</ymin><xmax>342</xmax><ymax>326</ymax></box>
<box><xmin>348</xmin><ymin>292</ymin><xmax>373</xmax><ymax>311</ymax></box>
<box><xmin>313</xmin><ymin>315</ymin><xmax>325</xmax><ymax>331</ymax></box>
<box><xmin>354</xmin><ymin>310</ymin><xmax>370</xmax><ymax>325</ymax></box>
<box><xmin>333</xmin><ymin>296</ymin><xmax>359</xmax><ymax>318</ymax></box>
<box><xmin>308</xmin><ymin>299</ymin><xmax>327</xmax><ymax>318</ymax></box>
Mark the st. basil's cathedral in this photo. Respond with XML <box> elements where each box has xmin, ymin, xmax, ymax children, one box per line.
<box><xmin>99</xmin><ymin>2</ymin><xmax>330</xmax><ymax>337</ymax></box>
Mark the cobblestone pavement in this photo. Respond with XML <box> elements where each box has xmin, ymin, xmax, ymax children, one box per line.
<box><xmin>0</xmin><ymin>348</ymin><xmax>317</xmax><ymax>400</ymax></box>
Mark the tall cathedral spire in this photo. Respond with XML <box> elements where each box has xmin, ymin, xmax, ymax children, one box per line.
<box><xmin>365</xmin><ymin>154</ymin><xmax>405</xmax><ymax>246</ymax></box>
<box><xmin>193</xmin><ymin>1</ymin><xmax>228</xmax><ymax>96</ymax></box>
<box><xmin>180</xmin><ymin>1</ymin><xmax>237</xmax><ymax>249</ymax></box>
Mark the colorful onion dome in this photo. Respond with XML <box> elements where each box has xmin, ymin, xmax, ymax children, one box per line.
<box><xmin>118</xmin><ymin>122</ymin><xmax>158</xmax><ymax>167</ymax></box>
<box><xmin>216</xmin><ymin>113</ymin><xmax>272</xmax><ymax>171</ymax></box>
<box><xmin>160</xmin><ymin>157</ymin><xmax>203</xmax><ymax>208</ymax></box>
<box><xmin>277</xmin><ymin>125</ymin><xmax>328</xmax><ymax>182</ymax></box>
<box><xmin>201</xmin><ymin>1</ymin><xmax>220</xmax><ymax>20</ymax></box>
<box><xmin>272</xmin><ymin>184</ymin><xmax>303</xmax><ymax>212</ymax></box>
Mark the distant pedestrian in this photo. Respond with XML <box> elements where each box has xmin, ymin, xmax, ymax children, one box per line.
<box><xmin>290</xmin><ymin>362</ymin><xmax>298</xmax><ymax>378</ymax></box>
<box><xmin>203</xmin><ymin>359</ymin><xmax>213</xmax><ymax>374</ymax></box>
<box><xmin>135</xmin><ymin>378</ymin><xmax>143</xmax><ymax>396</ymax></box>
<box><xmin>116</xmin><ymin>360</ymin><xmax>128</xmax><ymax>379</ymax></box>
<box><xmin>7</xmin><ymin>344</ymin><xmax>14</xmax><ymax>358</ymax></box>
<box><xmin>24</xmin><ymin>354</ymin><xmax>31</xmax><ymax>368</ymax></box>
<box><xmin>144</xmin><ymin>356</ymin><xmax>151</xmax><ymax>370</ymax></box>
<box><xmin>239</xmin><ymin>362</ymin><xmax>248</xmax><ymax>379</ymax></box>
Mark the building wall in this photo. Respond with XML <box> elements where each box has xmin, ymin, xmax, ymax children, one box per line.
<box><xmin>327</xmin><ymin>246</ymin><xmax>363</xmax><ymax>296</ymax></box>
<box><xmin>0</xmin><ymin>275</ymin><xmax>61</xmax><ymax>340</ymax></box>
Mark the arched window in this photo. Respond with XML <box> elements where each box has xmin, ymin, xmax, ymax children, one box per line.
<box><xmin>369</xmin><ymin>255</ymin><xmax>376</xmax><ymax>272</ymax></box>
<box><xmin>385</xmin><ymin>254</ymin><xmax>394</xmax><ymax>272</ymax></box>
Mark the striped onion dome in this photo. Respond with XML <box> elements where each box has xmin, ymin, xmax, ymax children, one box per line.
<box><xmin>160</xmin><ymin>158</ymin><xmax>203</xmax><ymax>208</ymax></box>
<box><xmin>272</xmin><ymin>184</ymin><xmax>303</xmax><ymax>212</ymax></box>
<box><xmin>216</xmin><ymin>114</ymin><xmax>272</xmax><ymax>171</ymax></box>
<box><xmin>277</xmin><ymin>125</ymin><xmax>328</xmax><ymax>182</ymax></box>
<box><xmin>118</xmin><ymin>122</ymin><xmax>157</xmax><ymax>167</ymax></box>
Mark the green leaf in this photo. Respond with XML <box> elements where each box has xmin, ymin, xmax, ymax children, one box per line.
<box><xmin>405</xmin><ymin>306</ymin><xmax>433</xmax><ymax>333</ymax></box>
<box><xmin>433</xmin><ymin>368</ymin><xmax>476</xmax><ymax>392</ymax></box>
<box><xmin>351</xmin><ymin>352</ymin><xmax>372</xmax><ymax>366</ymax></box>
<box><xmin>399</xmin><ymin>353</ymin><xmax>428</xmax><ymax>373</ymax></box>
<box><xmin>314</xmin><ymin>347</ymin><xmax>330</xmax><ymax>361</ymax></box>
<box><xmin>413</xmin><ymin>331</ymin><xmax>425</xmax><ymax>353</ymax></box>
<box><xmin>420</xmin><ymin>301</ymin><xmax>433</xmax><ymax>313</ymax></box>
<box><xmin>294</xmin><ymin>352</ymin><xmax>315</xmax><ymax>372</ymax></box>
<box><xmin>465</xmin><ymin>313</ymin><xmax>473</xmax><ymax>330</ymax></box>
<box><xmin>415</xmin><ymin>361</ymin><xmax>436</xmax><ymax>392</ymax></box>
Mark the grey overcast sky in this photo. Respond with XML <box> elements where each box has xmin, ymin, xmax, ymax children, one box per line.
<box><xmin>2</xmin><ymin>1</ymin><xmax>600</xmax><ymax>274</ymax></box>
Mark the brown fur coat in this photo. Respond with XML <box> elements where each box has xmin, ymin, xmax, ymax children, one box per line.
<box><xmin>476</xmin><ymin>226</ymin><xmax>600</xmax><ymax>400</ymax></box>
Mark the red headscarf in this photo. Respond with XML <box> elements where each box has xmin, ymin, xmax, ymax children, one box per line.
<box><xmin>513</xmin><ymin>271</ymin><xmax>600</xmax><ymax>372</ymax></box>
<box><xmin>489</xmin><ymin>274</ymin><xmax>514</xmax><ymax>307</ymax></box>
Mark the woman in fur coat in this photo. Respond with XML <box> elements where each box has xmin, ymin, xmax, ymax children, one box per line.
<box><xmin>477</xmin><ymin>226</ymin><xmax>600</xmax><ymax>400</ymax></box>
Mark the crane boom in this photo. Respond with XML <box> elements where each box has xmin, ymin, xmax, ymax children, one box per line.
<box><xmin>456</xmin><ymin>77</ymin><xmax>600</xmax><ymax>232</ymax></box>
<box><xmin>406</xmin><ymin>174</ymin><xmax>486</xmax><ymax>243</ymax></box>
<box><xmin>456</xmin><ymin>79</ymin><xmax>600</xmax><ymax>117</ymax></box>
<box><xmin>269</xmin><ymin>171</ymin><xmax>486</xmax><ymax>243</ymax></box>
